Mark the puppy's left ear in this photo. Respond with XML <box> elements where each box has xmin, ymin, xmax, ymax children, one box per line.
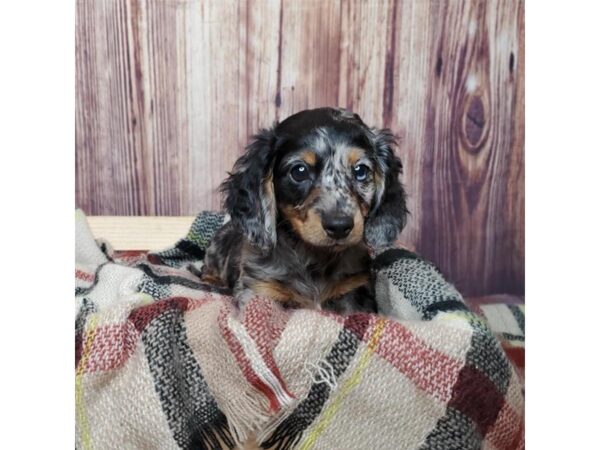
<box><xmin>365</xmin><ymin>128</ymin><xmax>409</xmax><ymax>248</ymax></box>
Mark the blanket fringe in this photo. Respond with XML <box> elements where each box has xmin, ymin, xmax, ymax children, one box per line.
<box><xmin>256</xmin><ymin>359</ymin><xmax>336</xmax><ymax>449</ymax></box>
<box><xmin>218</xmin><ymin>388</ymin><xmax>275</xmax><ymax>447</ymax></box>
<box><xmin>193</xmin><ymin>423</ymin><xmax>236</xmax><ymax>450</ymax></box>
<box><xmin>258</xmin><ymin>419</ymin><xmax>306</xmax><ymax>450</ymax></box>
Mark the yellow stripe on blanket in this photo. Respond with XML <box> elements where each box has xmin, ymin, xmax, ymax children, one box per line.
<box><xmin>75</xmin><ymin>315</ymin><xmax>98</xmax><ymax>450</ymax></box>
<box><xmin>437</xmin><ymin>310</ymin><xmax>489</xmax><ymax>329</ymax></box>
<box><xmin>299</xmin><ymin>318</ymin><xmax>387</xmax><ymax>450</ymax></box>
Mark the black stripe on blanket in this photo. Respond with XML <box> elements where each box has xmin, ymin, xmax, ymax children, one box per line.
<box><xmin>75</xmin><ymin>262</ymin><xmax>108</xmax><ymax>296</ymax></box>
<box><xmin>464</xmin><ymin>313</ymin><xmax>512</xmax><ymax>393</ymax></box>
<box><xmin>137</xmin><ymin>263</ymin><xmax>232</xmax><ymax>296</ymax></box>
<box><xmin>75</xmin><ymin>298</ymin><xmax>97</xmax><ymax>368</ymax></box>
<box><xmin>501</xmin><ymin>332</ymin><xmax>525</xmax><ymax>342</ymax></box>
<box><xmin>150</xmin><ymin>240</ymin><xmax>207</xmax><ymax>266</ymax></box>
<box><xmin>371</xmin><ymin>248</ymin><xmax>421</xmax><ymax>271</ymax></box>
<box><xmin>150</xmin><ymin>211</ymin><xmax>225</xmax><ymax>268</ymax></box>
<box><xmin>371</xmin><ymin>248</ymin><xmax>444</xmax><ymax>275</ymax></box>
<box><xmin>419</xmin><ymin>407</ymin><xmax>482</xmax><ymax>450</ymax></box>
<box><xmin>508</xmin><ymin>304</ymin><xmax>525</xmax><ymax>334</ymax></box>
<box><xmin>422</xmin><ymin>299</ymin><xmax>469</xmax><ymax>319</ymax></box>
<box><xmin>139</xmin><ymin>306</ymin><xmax>235</xmax><ymax>450</ymax></box>
<box><xmin>373</xmin><ymin>254</ymin><xmax>466</xmax><ymax>321</ymax></box>
<box><xmin>420</xmin><ymin>313</ymin><xmax>511</xmax><ymax>447</ymax></box>
<box><xmin>260</xmin><ymin>314</ymin><xmax>372</xmax><ymax>450</ymax></box>
<box><xmin>175</xmin><ymin>240</ymin><xmax>207</xmax><ymax>260</ymax></box>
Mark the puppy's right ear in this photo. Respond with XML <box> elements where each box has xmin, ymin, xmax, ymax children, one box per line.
<box><xmin>221</xmin><ymin>127</ymin><xmax>278</xmax><ymax>252</ymax></box>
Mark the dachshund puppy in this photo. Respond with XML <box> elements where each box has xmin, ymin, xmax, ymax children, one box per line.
<box><xmin>203</xmin><ymin>107</ymin><xmax>408</xmax><ymax>313</ymax></box>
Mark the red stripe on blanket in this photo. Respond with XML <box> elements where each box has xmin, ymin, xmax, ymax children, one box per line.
<box><xmin>375</xmin><ymin>320</ymin><xmax>464</xmax><ymax>403</ymax></box>
<box><xmin>315</xmin><ymin>308</ymin><xmax>347</xmax><ymax>325</ymax></box>
<box><xmin>344</xmin><ymin>312</ymin><xmax>373</xmax><ymax>340</ymax></box>
<box><xmin>129</xmin><ymin>296</ymin><xmax>210</xmax><ymax>332</ymax></box>
<box><xmin>75</xmin><ymin>269</ymin><xmax>94</xmax><ymax>282</ymax></box>
<box><xmin>449</xmin><ymin>364</ymin><xmax>505</xmax><ymax>435</ymax></box>
<box><xmin>217</xmin><ymin>301</ymin><xmax>286</xmax><ymax>412</ymax></box>
<box><xmin>510</xmin><ymin>419</ymin><xmax>525</xmax><ymax>450</ymax></box>
<box><xmin>83</xmin><ymin>322</ymin><xmax>139</xmax><ymax>373</ymax></box>
<box><xmin>80</xmin><ymin>296</ymin><xmax>218</xmax><ymax>374</ymax></box>
<box><xmin>484</xmin><ymin>401</ymin><xmax>525</xmax><ymax>450</ymax></box>
<box><xmin>503</xmin><ymin>346</ymin><xmax>525</xmax><ymax>370</ymax></box>
<box><xmin>242</xmin><ymin>299</ymin><xmax>292</xmax><ymax>398</ymax></box>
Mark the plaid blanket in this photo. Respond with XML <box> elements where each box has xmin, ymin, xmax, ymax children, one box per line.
<box><xmin>75</xmin><ymin>210</ymin><xmax>524</xmax><ymax>450</ymax></box>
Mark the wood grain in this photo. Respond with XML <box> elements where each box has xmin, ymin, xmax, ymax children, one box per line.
<box><xmin>416</xmin><ymin>0</ymin><xmax>525</xmax><ymax>296</ymax></box>
<box><xmin>76</xmin><ymin>0</ymin><xmax>524</xmax><ymax>297</ymax></box>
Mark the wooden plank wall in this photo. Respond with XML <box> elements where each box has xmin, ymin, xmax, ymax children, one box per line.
<box><xmin>76</xmin><ymin>0</ymin><xmax>524</xmax><ymax>297</ymax></box>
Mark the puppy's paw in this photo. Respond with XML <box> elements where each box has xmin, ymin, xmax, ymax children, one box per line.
<box><xmin>199</xmin><ymin>266</ymin><xmax>226</xmax><ymax>287</ymax></box>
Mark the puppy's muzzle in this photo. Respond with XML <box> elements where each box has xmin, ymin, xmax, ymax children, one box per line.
<box><xmin>321</xmin><ymin>213</ymin><xmax>354</xmax><ymax>239</ymax></box>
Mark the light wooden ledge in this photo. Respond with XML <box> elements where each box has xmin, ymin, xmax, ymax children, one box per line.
<box><xmin>87</xmin><ymin>216</ymin><xmax>195</xmax><ymax>251</ymax></box>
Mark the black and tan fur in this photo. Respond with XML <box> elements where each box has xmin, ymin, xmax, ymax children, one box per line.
<box><xmin>203</xmin><ymin>107</ymin><xmax>408</xmax><ymax>313</ymax></box>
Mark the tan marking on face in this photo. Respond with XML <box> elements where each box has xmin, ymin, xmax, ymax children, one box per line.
<box><xmin>280</xmin><ymin>204</ymin><xmax>304</xmax><ymax>223</ymax></box>
<box><xmin>279</xmin><ymin>185</ymin><xmax>327</xmax><ymax>244</ymax></box>
<box><xmin>358</xmin><ymin>201</ymin><xmax>370</xmax><ymax>217</ymax></box>
<box><xmin>347</xmin><ymin>147</ymin><xmax>367</xmax><ymax>167</ymax></box>
<box><xmin>283</xmin><ymin>206</ymin><xmax>330</xmax><ymax>245</ymax></box>
<box><xmin>300</xmin><ymin>150</ymin><xmax>317</xmax><ymax>166</ymax></box>
<box><xmin>322</xmin><ymin>272</ymin><xmax>370</xmax><ymax>301</ymax></box>
<box><xmin>279</xmin><ymin>187</ymin><xmax>322</xmax><ymax>223</ymax></box>
<box><xmin>282</xmin><ymin>192</ymin><xmax>366</xmax><ymax>248</ymax></box>
<box><xmin>345</xmin><ymin>208</ymin><xmax>365</xmax><ymax>245</ymax></box>
<box><xmin>302</xmin><ymin>186</ymin><xmax>322</xmax><ymax>209</ymax></box>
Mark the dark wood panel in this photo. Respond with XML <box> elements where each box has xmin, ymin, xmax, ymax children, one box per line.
<box><xmin>416</xmin><ymin>0</ymin><xmax>524</xmax><ymax>295</ymax></box>
<box><xmin>75</xmin><ymin>0</ymin><xmax>525</xmax><ymax>296</ymax></box>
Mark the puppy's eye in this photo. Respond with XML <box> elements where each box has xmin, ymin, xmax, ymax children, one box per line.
<box><xmin>290</xmin><ymin>164</ymin><xmax>310</xmax><ymax>182</ymax></box>
<box><xmin>353</xmin><ymin>164</ymin><xmax>370</xmax><ymax>182</ymax></box>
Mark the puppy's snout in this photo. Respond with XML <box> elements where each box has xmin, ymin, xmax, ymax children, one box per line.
<box><xmin>322</xmin><ymin>214</ymin><xmax>354</xmax><ymax>239</ymax></box>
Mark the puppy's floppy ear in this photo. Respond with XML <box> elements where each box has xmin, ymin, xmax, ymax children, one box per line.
<box><xmin>365</xmin><ymin>128</ymin><xmax>409</xmax><ymax>248</ymax></box>
<box><xmin>221</xmin><ymin>127</ymin><xmax>278</xmax><ymax>252</ymax></box>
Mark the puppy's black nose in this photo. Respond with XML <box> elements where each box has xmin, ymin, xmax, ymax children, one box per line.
<box><xmin>322</xmin><ymin>214</ymin><xmax>354</xmax><ymax>239</ymax></box>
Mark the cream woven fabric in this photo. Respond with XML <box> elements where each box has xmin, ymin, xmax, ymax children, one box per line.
<box><xmin>76</xmin><ymin>210</ymin><xmax>524</xmax><ymax>450</ymax></box>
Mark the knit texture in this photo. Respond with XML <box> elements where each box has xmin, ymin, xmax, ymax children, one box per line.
<box><xmin>75</xmin><ymin>210</ymin><xmax>524</xmax><ymax>450</ymax></box>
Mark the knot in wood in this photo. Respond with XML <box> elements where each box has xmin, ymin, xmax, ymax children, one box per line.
<box><xmin>464</xmin><ymin>95</ymin><xmax>486</xmax><ymax>151</ymax></box>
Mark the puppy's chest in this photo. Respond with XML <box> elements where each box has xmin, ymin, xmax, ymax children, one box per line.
<box><xmin>302</xmin><ymin>263</ymin><xmax>365</xmax><ymax>300</ymax></box>
<box><xmin>246</xmin><ymin>248</ymin><xmax>370</xmax><ymax>307</ymax></box>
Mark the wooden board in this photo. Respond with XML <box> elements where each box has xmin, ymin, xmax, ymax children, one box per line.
<box><xmin>76</xmin><ymin>0</ymin><xmax>524</xmax><ymax>297</ymax></box>
<box><xmin>87</xmin><ymin>216</ymin><xmax>195</xmax><ymax>251</ymax></box>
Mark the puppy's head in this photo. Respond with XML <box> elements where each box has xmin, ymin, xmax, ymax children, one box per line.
<box><xmin>222</xmin><ymin>107</ymin><xmax>408</xmax><ymax>252</ymax></box>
